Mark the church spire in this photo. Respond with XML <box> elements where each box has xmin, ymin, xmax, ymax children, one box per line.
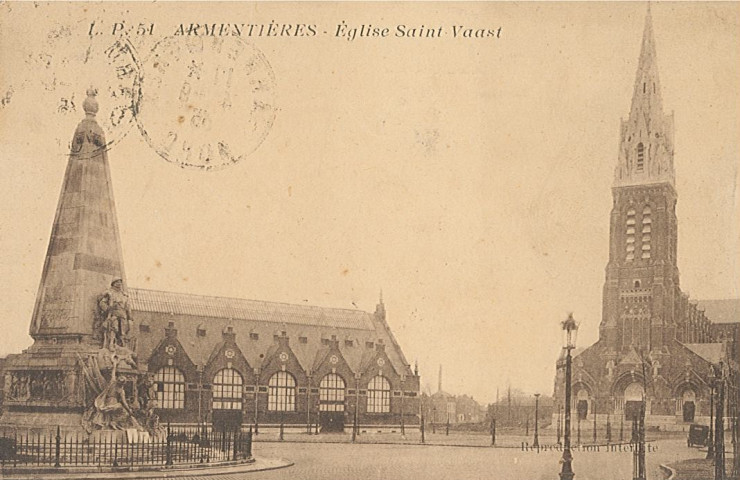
<box><xmin>29</xmin><ymin>88</ymin><xmax>127</xmax><ymax>341</ymax></box>
<box><xmin>614</xmin><ymin>6</ymin><xmax>675</xmax><ymax>188</ymax></box>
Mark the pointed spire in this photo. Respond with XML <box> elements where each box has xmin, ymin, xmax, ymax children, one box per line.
<box><xmin>614</xmin><ymin>5</ymin><xmax>675</xmax><ymax>188</ymax></box>
<box><xmin>374</xmin><ymin>288</ymin><xmax>386</xmax><ymax>320</ymax></box>
<box><xmin>438</xmin><ymin>364</ymin><xmax>442</xmax><ymax>393</ymax></box>
<box><xmin>630</xmin><ymin>3</ymin><xmax>662</xmax><ymax>120</ymax></box>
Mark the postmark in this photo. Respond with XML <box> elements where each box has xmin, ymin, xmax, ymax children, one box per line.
<box><xmin>135</xmin><ymin>36</ymin><xmax>277</xmax><ymax>170</ymax></box>
<box><xmin>8</xmin><ymin>33</ymin><xmax>141</xmax><ymax>157</ymax></box>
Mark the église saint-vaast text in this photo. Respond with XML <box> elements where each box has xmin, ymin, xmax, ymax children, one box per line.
<box><xmin>89</xmin><ymin>21</ymin><xmax>503</xmax><ymax>40</ymax></box>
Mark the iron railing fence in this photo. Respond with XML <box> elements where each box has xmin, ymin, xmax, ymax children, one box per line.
<box><xmin>0</xmin><ymin>424</ymin><xmax>253</xmax><ymax>470</ymax></box>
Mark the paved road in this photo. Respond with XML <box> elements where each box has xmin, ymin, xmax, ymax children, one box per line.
<box><xmin>166</xmin><ymin>438</ymin><xmax>706</xmax><ymax>480</ymax></box>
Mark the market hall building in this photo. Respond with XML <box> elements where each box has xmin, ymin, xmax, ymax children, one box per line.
<box><xmin>0</xmin><ymin>86</ymin><xmax>420</xmax><ymax>434</ymax></box>
<box><xmin>553</xmin><ymin>10</ymin><xmax>739</xmax><ymax>430</ymax></box>
<box><xmin>132</xmin><ymin>290</ymin><xmax>420</xmax><ymax>431</ymax></box>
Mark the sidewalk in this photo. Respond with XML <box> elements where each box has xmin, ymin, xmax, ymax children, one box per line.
<box><xmin>664</xmin><ymin>457</ymin><xmax>735</xmax><ymax>480</ymax></box>
<box><xmin>0</xmin><ymin>457</ymin><xmax>293</xmax><ymax>480</ymax></box>
<box><xmin>252</xmin><ymin>430</ymin><xmax>667</xmax><ymax>449</ymax></box>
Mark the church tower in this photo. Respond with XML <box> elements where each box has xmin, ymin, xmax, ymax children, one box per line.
<box><xmin>600</xmin><ymin>8</ymin><xmax>680</xmax><ymax>356</ymax></box>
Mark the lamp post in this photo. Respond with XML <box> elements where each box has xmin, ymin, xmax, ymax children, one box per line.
<box><xmin>533</xmin><ymin>393</ymin><xmax>540</xmax><ymax>448</ymax></box>
<box><xmin>400</xmin><ymin>374</ymin><xmax>406</xmax><ymax>436</ymax></box>
<box><xmin>432</xmin><ymin>406</ymin><xmax>437</xmax><ymax>434</ymax></box>
<box><xmin>714</xmin><ymin>362</ymin><xmax>726</xmax><ymax>480</ymax></box>
<box><xmin>559</xmin><ymin>313</ymin><xmax>578</xmax><ymax>480</ymax></box>
<box><xmin>352</xmin><ymin>373</ymin><xmax>360</xmax><ymax>442</ymax></box>
<box><xmin>253</xmin><ymin>367</ymin><xmax>260</xmax><ymax>435</ymax></box>
<box><xmin>707</xmin><ymin>366</ymin><xmax>715</xmax><ymax>461</ymax></box>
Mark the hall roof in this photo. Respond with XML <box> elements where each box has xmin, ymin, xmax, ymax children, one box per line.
<box><xmin>128</xmin><ymin>288</ymin><xmax>412</xmax><ymax>377</ymax></box>
<box><xmin>129</xmin><ymin>288</ymin><xmax>375</xmax><ymax>331</ymax></box>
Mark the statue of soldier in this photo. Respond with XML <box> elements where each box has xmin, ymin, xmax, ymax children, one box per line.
<box><xmin>97</xmin><ymin>278</ymin><xmax>133</xmax><ymax>350</ymax></box>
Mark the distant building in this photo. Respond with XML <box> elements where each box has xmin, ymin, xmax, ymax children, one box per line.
<box><xmin>488</xmin><ymin>389</ymin><xmax>554</xmax><ymax>429</ymax></box>
<box><xmin>553</xmin><ymin>10</ymin><xmax>739</xmax><ymax>429</ymax></box>
<box><xmin>426</xmin><ymin>366</ymin><xmax>485</xmax><ymax>425</ymax></box>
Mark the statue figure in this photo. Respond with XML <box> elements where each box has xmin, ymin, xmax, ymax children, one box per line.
<box><xmin>97</xmin><ymin>278</ymin><xmax>133</xmax><ymax>350</ymax></box>
<box><xmin>138</xmin><ymin>373</ymin><xmax>162</xmax><ymax>434</ymax></box>
<box><xmin>82</xmin><ymin>353</ymin><xmax>142</xmax><ymax>432</ymax></box>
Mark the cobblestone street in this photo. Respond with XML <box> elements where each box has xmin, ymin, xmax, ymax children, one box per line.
<box><xmin>163</xmin><ymin>437</ymin><xmax>705</xmax><ymax>480</ymax></box>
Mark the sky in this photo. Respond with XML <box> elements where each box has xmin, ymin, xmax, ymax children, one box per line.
<box><xmin>0</xmin><ymin>2</ymin><xmax>738</xmax><ymax>404</ymax></box>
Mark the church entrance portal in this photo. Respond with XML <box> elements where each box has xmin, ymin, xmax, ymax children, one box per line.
<box><xmin>623</xmin><ymin>383</ymin><xmax>644</xmax><ymax>422</ymax></box>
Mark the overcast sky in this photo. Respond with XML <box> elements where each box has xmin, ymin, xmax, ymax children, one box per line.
<box><xmin>1</xmin><ymin>2</ymin><xmax>738</xmax><ymax>404</ymax></box>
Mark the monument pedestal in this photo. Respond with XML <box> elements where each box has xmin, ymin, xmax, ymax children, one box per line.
<box><xmin>0</xmin><ymin>90</ymin><xmax>150</xmax><ymax>438</ymax></box>
<box><xmin>0</xmin><ymin>338</ymin><xmax>149</xmax><ymax>436</ymax></box>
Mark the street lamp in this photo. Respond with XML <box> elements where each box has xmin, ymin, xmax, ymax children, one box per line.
<box><xmin>533</xmin><ymin>393</ymin><xmax>540</xmax><ymax>448</ymax></box>
<box><xmin>707</xmin><ymin>366</ymin><xmax>715</xmax><ymax>460</ymax></box>
<box><xmin>560</xmin><ymin>313</ymin><xmax>578</xmax><ymax>480</ymax></box>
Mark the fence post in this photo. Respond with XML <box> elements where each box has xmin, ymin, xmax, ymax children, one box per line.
<box><xmin>233</xmin><ymin>428</ymin><xmax>239</xmax><ymax>460</ymax></box>
<box><xmin>54</xmin><ymin>426</ymin><xmax>61</xmax><ymax>468</ymax></box>
<box><xmin>165</xmin><ymin>423</ymin><xmax>173</xmax><ymax>466</ymax></box>
<box><xmin>113</xmin><ymin>437</ymin><xmax>119</xmax><ymax>468</ymax></box>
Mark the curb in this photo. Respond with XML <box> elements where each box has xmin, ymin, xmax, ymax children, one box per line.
<box><xmin>659</xmin><ymin>463</ymin><xmax>676</xmax><ymax>480</ymax></box>
<box><xmin>0</xmin><ymin>457</ymin><xmax>294</xmax><ymax>480</ymax></box>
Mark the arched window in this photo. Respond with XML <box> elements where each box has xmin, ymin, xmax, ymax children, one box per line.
<box><xmin>367</xmin><ymin>375</ymin><xmax>391</xmax><ymax>413</ymax></box>
<box><xmin>636</xmin><ymin>143</ymin><xmax>644</xmax><ymax>172</ymax></box>
<box><xmin>155</xmin><ymin>366</ymin><xmax>185</xmax><ymax>409</ymax></box>
<box><xmin>626</xmin><ymin>208</ymin><xmax>637</xmax><ymax>262</ymax></box>
<box><xmin>319</xmin><ymin>373</ymin><xmax>346</xmax><ymax>412</ymax></box>
<box><xmin>641</xmin><ymin>205</ymin><xmax>652</xmax><ymax>259</ymax></box>
<box><xmin>268</xmin><ymin>371</ymin><xmax>296</xmax><ymax>411</ymax></box>
<box><xmin>212</xmin><ymin>368</ymin><xmax>243</xmax><ymax>410</ymax></box>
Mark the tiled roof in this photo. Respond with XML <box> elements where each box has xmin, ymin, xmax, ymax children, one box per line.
<box><xmin>697</xmin><ymin>299</ymin><xmax>740</xmax><ymax>324</ymax></box>
<box><xmin>129</xmin><ymin>288</ymin><xmax>375</xmax><ymax>331</ymax></box>
<box><xmin>129</xmin><ymin>288</ymin><xmax>412</xmax><ymax>378</ymax></box>
<box><xmin>684</xmin><ymin>343</ymin><xmax>725</xmax><ymax>364</ymax></box>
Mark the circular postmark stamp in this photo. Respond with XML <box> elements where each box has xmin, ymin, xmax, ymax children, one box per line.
<box><xmin>135</xmin><ymin>36</ymin><xmax>276</xmax><ymax>171</ymax></box>
<box><xmin>9</xmin><ymin>33</ymin><xmax>141</xmax><ymax>157</ymax></box>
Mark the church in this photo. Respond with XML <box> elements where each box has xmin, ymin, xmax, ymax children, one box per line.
<box><xmin>553</xmin><ymin>10</ymin><xmax>739</xmax><ymax>430</ymax></box>
<box><xmin>0</xmin><ymin>86</ymin><xmax>420</xmax><ymax>434</ymax></box>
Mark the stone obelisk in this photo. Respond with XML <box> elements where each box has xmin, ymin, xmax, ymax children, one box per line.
<box><xmin>29</xmin><ymin>88</ymin><xmax>127</xmax><ymax>341</ymax></box>
<box><xmin>1</xmin><ymin>89</ymin><xmax>133</xmax><ymax>433</ymax></box>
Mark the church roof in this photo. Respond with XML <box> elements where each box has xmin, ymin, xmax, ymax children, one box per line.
<box><xmin>683</xmin><ymin>343</ymin><xmax>725</xmax><ymax>364</ymax></box>
<box><xmin>697</xmin><ymin>299</ymin><xmax>740</xmax><ymax>324</ymax></box>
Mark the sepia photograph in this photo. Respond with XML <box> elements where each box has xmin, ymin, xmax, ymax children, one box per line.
<box><xmin>0</xmin><ymin>2</ymin><xmax>738</xmax><ymax>479</ymax></box>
